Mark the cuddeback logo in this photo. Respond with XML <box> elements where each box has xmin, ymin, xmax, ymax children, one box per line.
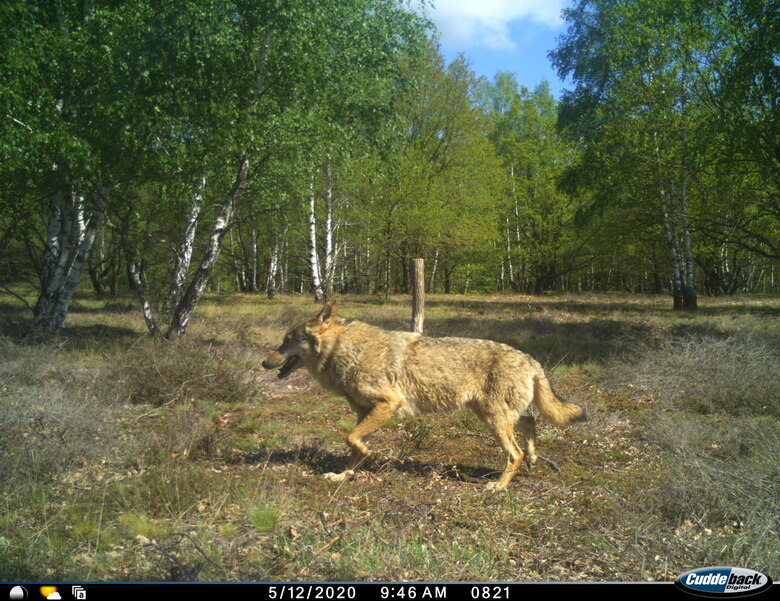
<box><xmin>675</xmin><ymin>566</ymin><xmax>773</xmax><ymax>597</ymax></box>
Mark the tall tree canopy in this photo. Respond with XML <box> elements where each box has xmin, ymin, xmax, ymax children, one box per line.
<box><xmin>551</xmin><ymin>0</ymin><xmax>779</xmax><ymax>308</ymax></box>
<box><xmin>1</xmin><ymin>0</ymin><xmax>778</xmax><ymax>331</ymax></box>
<box><xmin>1</xmin><ymin>0</ymin><xmax>429</xmax><ymax>333</ymax></box>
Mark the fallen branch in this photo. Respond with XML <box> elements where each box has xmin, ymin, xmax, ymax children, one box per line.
<box><xmin>312</xmin><ymin>536</ymin><xmax>341</xmax><ymax>557</ymax></box>
<box><xmin>536</xmin><ymin>454</ymin><xmax>561</xmax><ymax>473</ymax></box>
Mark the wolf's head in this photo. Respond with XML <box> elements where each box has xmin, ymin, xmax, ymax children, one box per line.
<box><xmin>262</xmin><ymin>302</ymin><xmax>339</xmax><ymax>379</ymax></box>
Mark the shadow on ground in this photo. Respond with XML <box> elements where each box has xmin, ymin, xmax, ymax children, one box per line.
<box><xmin>239</xmin><ymin>443</ymin><xmax>505</xmax><ymax>485</ymax></box>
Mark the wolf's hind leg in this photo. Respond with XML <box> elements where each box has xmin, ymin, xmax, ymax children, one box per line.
<box><xmin>517</xmin><ymin>414</ymin><xmax>537</xmax><ymax>470</ymax></box>
<box><xmin>485</xmin><ymin>419</ymin><xmax>525</xmax><ymax>492</ymax></box>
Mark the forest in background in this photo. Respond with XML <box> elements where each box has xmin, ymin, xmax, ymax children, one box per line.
<box><xmin>1</xmin><ymin>0</ymin><xmax>778</xmax><ymax>335</ymax></box>
<box><xmin>1</xmin><ymin>1</ymin><xmax>778</xmax><ymax>583</ymax></box>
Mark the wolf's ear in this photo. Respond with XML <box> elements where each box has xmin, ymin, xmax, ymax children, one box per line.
<box><xmin>308</xmin><ymin>301</ymin><xmax>337</xmax><ymax>331</ymax></box>
<box><xmin>318</xmin><ymin>301</ymin><xmax>337</xmax><ymax>326</ymax></box>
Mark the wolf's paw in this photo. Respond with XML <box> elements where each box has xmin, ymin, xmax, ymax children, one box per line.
<box><xmin>484</xmin><ymin>481</ymin><xmax>508</xmax><ymax>493</ymax></box>
<box><xmin>323</xmin><ymin>469</ymin><xmax>355</xmax><ymax>483</ymax></box>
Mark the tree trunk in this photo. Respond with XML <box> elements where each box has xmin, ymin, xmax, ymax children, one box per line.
<box><xmin>679</xmin><ymin>188</ymin><xmax>697</xmax><ymax>309</ymax></box>
<box><xmin>307</xmin><ymin>173</ymin><xmax>326</xmax><ymax>303</ymax></box>
<box><xmin>87</xmin><ymin>223</ymin><xmax>117</xmax><ymax>296</ymax></box>
<box><xmin>280</xmin><ymin>227</ymin><xmax>289</xmax><ymax>293</ymax></box>
<box><xmin>428</xmin><ymin>247</ymin><xmax>439</xmax><ymax>293</ymax></box>
<box><xmin>323</xmin><ymin>157</ymin><xmax>336</xmax><ymax>296</ymax></box>
<box><xmin>35</xmin><ymin>179</ymin><xmax>109</xmax><ymax>333</ymax></box>
<box><xmin>35</xmin><ymin>189</ymin><xmax>73</xmax><ymax>321</ymax></box>
<box><xmin>125</xmin><ymin>239</ymin><xmax>162</xmax><ymax>338</ymax></box>
<box><xmin>165</xmin><ymin>176</ymin><xmax>204</xmax><ymax>314</ymax></box>
<box><xmin>462</xmin><ymin>265</ymin><xmax>472</xmax><ymax>294</ymax></box>
<box><xmin>444</xmin><ymin>265</ymin><xmax>455</xmax><ymax>294</ymax></box>
<box><xmin>266</xmin><ymin>224</ymin><xmax>280</xmax><ymax>299</ymax></box>
<box><xmin>49</xmin><ymin>194</ymin><xmax>107</xmax><ymax>333</ymax></box>
<box><xmin>250</xmin><ymin>227</ymin><xmax>258</xmax><ymax>292</ymax></box>
<box><xmin>167</xmin><ymin>157</ymin><xmax>248</xmax><ymax>337</ymax></box>
<box><xmin>655</xmin><ymin>131</ymin><xmax>697</xmax><ymax>311</ymax></box>
<box><xmin>504</xmin><ymin>217</ymin><xmax>515</xmax><ymax>290</ymax></box>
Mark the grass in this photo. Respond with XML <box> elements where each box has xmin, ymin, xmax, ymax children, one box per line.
<box><xmin>0</xmin><ymin>290</ymin><xmax>778</xmax><ymax>581</ymax></box>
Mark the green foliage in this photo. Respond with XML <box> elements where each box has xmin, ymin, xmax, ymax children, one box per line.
<box><xmin>479</xmin><ymin>75</ymin><xmax>580</xmax><ymax>293</ymax></box>
<box><xmin>327</xmin><ymin>45</ymin><xmax>504</xmax><ymax>294</ymax></box>
<box><xmin>0</xmin><ymin>0</ymin><xmax>777</xmax><ymax>317</ymax></box>
<box><xmin>551</xmin><ymin>0</ymin><xmax>779</xmax><ymax>300</ymax></box>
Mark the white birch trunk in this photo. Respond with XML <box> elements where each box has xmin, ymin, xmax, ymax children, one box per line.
<box><xmin>35</xmin><ymin>191</ymin><xmax>76</xmax><ymax>321</ymax></box>
<box><xmin>167</xmin><ymin>157</ymin><xmax>248</xmax><ymax>337</ymax></box>
<box><xmin>679</xmin><ymin>149</ymin><xmax>697</xmax><ymax>308</ymax></box>
<box><xmin>35</xmin><ymin>192</ymin><xmax>67</xmax><ymax>319</ymax></box>
<box><xmin>250</xmin><ymin>227</ymin><xmax>258</xmax><ymax>292</ymax></box>
<box><xmin>505</xmin><ymin>217</ymin><xmax>514</xmax><ymax>290</ymax></box>
<box><xmin>126</xmin><ymin>245</ymin><xmax>161</xmax><ymax>338</ymax></box>
<box><xmin>428</xmin><ymin>247</ymin><xmax>439</xmax><ymax>292</ymax></box>
<box><xmin>165</xmin><ymin>176</ymin><xmax>204</xmax><ymax>314</ymax></box>
<box><xmin>323</xmin><ymin>158</ymin><xmax>335</xmax><ymax>295</ymax></box>
<box><xmin>266</xmin><ymin>224</ymin><xmax>279</xmax><ymax>299</ymax></box>
<box><xmin>280</xmin><ymin>226</ymin><xmax>289</xmax><ymax>293</ymax></box>
<box><xmin>47</xmin><ymin>190</ymin><xmax>108</xmax><ymax>333</ymax></box>
<box><xmin>410</xmin><ymin>258</ymin><xmax>425</xmax><ymax>333</ymax></box>
<box><xmin>307</xmin><ymin>174</ymin><xmax>326</xmax><ymax>303</ymax></box>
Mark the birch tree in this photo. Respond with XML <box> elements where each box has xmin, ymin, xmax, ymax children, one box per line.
<box><xmin>0</xmin><ymin>1</ymin><xmax>118</xmax><ymax>332</ymax></box>
<box><xmin>0</xmin><ymin>0</ymin><xmax>427</xmax><ymax>333</ymax></box>
<box><xmin>551</xmin><ymin>0</ymin><xmax>713</xmax><ymax>309</ymax></box>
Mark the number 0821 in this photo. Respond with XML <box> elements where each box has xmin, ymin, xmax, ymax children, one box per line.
<box><xmin>470</xmin><ymin>586</ymin><xmax>510</xmax><ymax>600</ymax></box>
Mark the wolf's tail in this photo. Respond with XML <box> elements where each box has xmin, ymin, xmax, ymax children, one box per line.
<box><xmin>532</xmin><ymin>374</ymin><xmax>587</xmax><ymax>425</ymax></box>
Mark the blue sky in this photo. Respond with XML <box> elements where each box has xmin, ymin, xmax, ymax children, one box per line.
<box><xmin>421</xmin><ymin>0</ymin><xmax>572</xmax><ymax>97</ymax></box>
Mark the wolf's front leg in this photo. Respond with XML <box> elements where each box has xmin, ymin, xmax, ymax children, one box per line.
<box><xmin>323</xmin><ymin>394</ymin><xmax>401</xmax><ymax>483</ymax></box>
<box><xmin>323</xmin><ymin>400</ymin><xmax>370</xmax><ymax>483</ymax></box>
<box><xmin>322</xmin><ymin>446</ymin><xmax>368</xmax><ymax>483</ymax></box>
<box><xmin>323</xmin><ymin>433</ymin><xmax>371</xmax><ymax>483</ymax></box>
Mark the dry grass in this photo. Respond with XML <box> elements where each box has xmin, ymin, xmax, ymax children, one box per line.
<box><xmin>613</xmin><ymin>333</ymin><xmax>780</xmax><ymax>416</ymax></box>
<box><xmin>0</xmin><ymin>338</ymin><xmax>125</xmax><ymax>485</ymax></box>
<box><xmin>604</xmin><ymin>329</ymin><xmax>780</xmax><ymax>576</ymax></box>
<box><xmin>113</xmin><ymin>340</ymin><xmax>257</xmax><ymax>407</ymax></box>
<box><xmin>0</xmin><ymin>291</ymin><xmax>778</xmax><ymax>581</ymax></box>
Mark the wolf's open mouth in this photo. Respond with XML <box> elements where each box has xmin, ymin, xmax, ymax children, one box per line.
<box><xmin>277</xmin><ymin>355</ymin><xmax>299</xmax><ymax>379</ymax></box>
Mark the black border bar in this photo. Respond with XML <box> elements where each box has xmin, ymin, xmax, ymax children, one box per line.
<box><xmin>4</xmin><ymin>582</ymin><xmax>778</xmax><ymax>601</ymax></box>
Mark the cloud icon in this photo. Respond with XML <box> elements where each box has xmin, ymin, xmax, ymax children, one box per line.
<box><xmin>47</xmin><ymin>595</ymin><xmax>61</xmax><ymax>600</ymax></box>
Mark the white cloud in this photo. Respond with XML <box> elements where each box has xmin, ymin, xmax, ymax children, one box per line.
<box><xmin>424</xmin><ymin>0</ymin><xmax>567</xmax><ymax>50</ymax></box>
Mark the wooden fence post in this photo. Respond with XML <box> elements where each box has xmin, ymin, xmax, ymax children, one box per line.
<box><xmin>411</xmin><ymin>258</ymin><xmax>424</xmax><ymax>333</ymax></box>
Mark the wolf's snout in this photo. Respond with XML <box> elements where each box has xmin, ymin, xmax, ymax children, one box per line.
<box><xmin>262</xmin><ymin>352</ymin><xmax>284</xmax><ymax>370</ymax></box>
<box><xmin>263</xmin><ymin>350</ymin><xmax>301</xmax><ymax>379</ymax></box>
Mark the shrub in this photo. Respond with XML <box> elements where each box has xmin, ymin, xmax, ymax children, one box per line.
<box><xmin>609</xmin><ymin>332</ymin><xmax>780</xmax><ymax>577</ymax></box>
<box><xmin>615</xmin><ymin>333</ymin><xmax>780</xmax><ymax>417</ymax></box>
<box><xmin>114</xmin><ymin>341</ymin><xmax>255</xmax><ymax>407</ymax></box>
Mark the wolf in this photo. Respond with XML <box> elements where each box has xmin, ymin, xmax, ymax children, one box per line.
<box><xmin>262</xmin><ymin>302</ymin><xmax>586</xmax><ymax>491</ymax></box>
